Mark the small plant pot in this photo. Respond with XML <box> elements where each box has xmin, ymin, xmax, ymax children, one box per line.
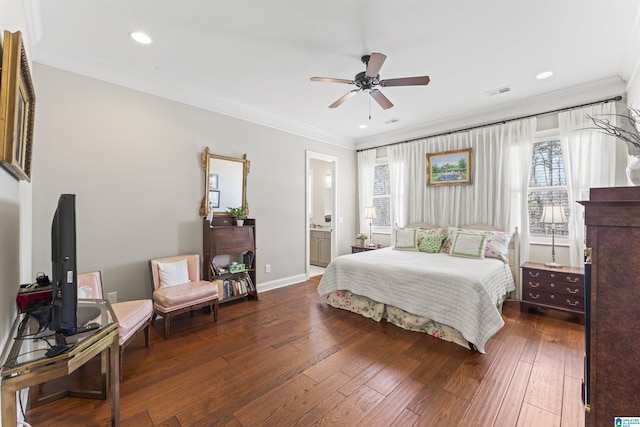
<box><xmin>236</xmin><ymin>219</ymin><xmax>244</xmax><ymax>226</ymax></box>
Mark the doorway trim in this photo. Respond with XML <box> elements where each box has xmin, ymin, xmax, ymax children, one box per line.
<box><xmin>306</xmin><ymin>151</ymin><xmax>338</xmax><ymax>279</ymax></box>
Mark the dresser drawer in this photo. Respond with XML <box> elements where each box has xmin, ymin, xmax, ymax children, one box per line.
<box><xmin>523</xmin><ymin>289</ymin><xmax>584</xmax><ymax>311</ymax></box>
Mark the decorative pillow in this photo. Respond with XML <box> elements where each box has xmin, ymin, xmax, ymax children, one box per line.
<box><xmin>449</xmin><ymin>231</ymin><xmax>487</xmax><ymax>259</ymax></box>
<box><xmin>157</xmin><ymin>259</ymin><xmax>190</xmax><ymax>288</ymax></box>
<box><xmin>393</xmin><ymin>228</ymin><xmax>419</xmax><ymax>251</ymax></box>
<box><xmin>484</xmin><ymin>231</ymin><xmax>511</xmax><ymax>263</ymax></box>
<box><xmin>418</xmin><ymin>230</ymin><xmax>447</xmax><ymax>253</ymax></box>
<box><xmin>440</xmin><ymin>227</ymin><xmax>464</xmax><ymax>253</ymax></box>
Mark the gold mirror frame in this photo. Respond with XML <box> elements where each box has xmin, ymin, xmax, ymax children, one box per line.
<box><xmin>199</xmin><ymin>147</ymin><xmax>250</xmax><ymax>216</ymax></box>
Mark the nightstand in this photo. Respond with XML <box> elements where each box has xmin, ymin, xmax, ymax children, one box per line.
<box><xmin>351</xmin><ymin>245</ymin><xmax>384</xmax><ymax>254</ymax></box>
<box><xmin>520</xmin><ymin>262</ymin><xmax>584</xmax><ymax>323</ymax></box>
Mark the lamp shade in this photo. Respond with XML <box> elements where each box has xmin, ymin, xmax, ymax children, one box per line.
<box><xmin>540</xmin><ymin>205</ymin><xmax>568</xmax><ymax>224</ymax></box>
<box><xmin>364</xmin><ymin>207</ymin><xmax>377</xmax><ymax>220</ymax></box>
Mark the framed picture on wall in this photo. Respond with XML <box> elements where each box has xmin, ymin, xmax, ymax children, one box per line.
<box><xmin>209</xmin><ymin>190</ymin><xmax>220</xmax><ymax>209</ymax></box>
<box><xmin>209</xmin><ymin>173</ymin><xmax>218</xmax><ymax>190</ymax></box>
<box><xmin>426</xmin><ymin>148</ymin><xmax>472</xmax><ymax>185</ymax></box>
<box><xmin>0</xmin><ymin>30</ymin><xmax>35</xmax><ymax>181</ymax></box>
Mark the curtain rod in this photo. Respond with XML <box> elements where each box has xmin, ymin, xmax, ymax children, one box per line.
<box><xmin>356</xmin><ymin>95</ymin><xmax>623</xmax><ymax>152</ymax></box>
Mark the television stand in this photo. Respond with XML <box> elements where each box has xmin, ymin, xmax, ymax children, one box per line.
<box><xmin>1</xmin><ymin>299</ymin><xmax>120</xmax><ymax>426</ymax></box>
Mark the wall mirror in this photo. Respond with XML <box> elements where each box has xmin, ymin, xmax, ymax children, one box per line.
<box><xmin>199</xmin><ymin>147</ymin><xmax>250</xmax><ymax>216</ymax></box>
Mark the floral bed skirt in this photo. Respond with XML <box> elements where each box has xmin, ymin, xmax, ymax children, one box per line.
<box><xmin>326</xmin><ymin>290</ymin><xmax>471</xmax><ymax>350</ymax></box>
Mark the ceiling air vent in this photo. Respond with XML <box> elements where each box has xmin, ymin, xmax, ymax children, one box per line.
<box><xmin>486</xmin><ymin>86</ymin><xmax>511</xmax><ymax>96</ymax></box>
<box><xmin>385</xmin><ymin>118</ymin><xmax>400</xmax><ymax>124</ymax></box>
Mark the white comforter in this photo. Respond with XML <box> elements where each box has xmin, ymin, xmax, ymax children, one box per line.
<box><xmin>317</xmin><ymin>248</ymin><xmax>515</xmax><ymax>353</ymax></box>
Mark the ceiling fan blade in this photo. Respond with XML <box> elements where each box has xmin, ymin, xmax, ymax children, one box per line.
<box><xmin>329</xmin><ymin>90</ymin><xmax>359</xmax><ymax>108</ymax></box>
<box><xmin>380</xmin><ymin>76</ymin><xmax>430</xmax><ymax>87</ymax></box>
<box><xmin>370</xmin><ymin>89</ymin><xmax>393</xmax><ymax>110</ymax></box>
<box><xmin>311</xmin><ymin>77</ymin><xmax>354</xmax><ymax>84</ymax></box>
<box><xmin>365</xmin><ymin>52</ymin><xmax>387</xmax><ymax>78</ymax></box>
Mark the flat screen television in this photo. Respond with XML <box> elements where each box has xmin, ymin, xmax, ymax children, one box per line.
<box><xmin>48</xmin><ymin>194</ymin><xmax>79</xmax><ymax>334</ymax></box>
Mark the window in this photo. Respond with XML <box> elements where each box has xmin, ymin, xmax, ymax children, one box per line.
<box><xmin>372</xmin><ymin>163</ymin><xmax>391</xmax><ymax>227</ymax></box>
<box><xmin>528</xmin><ymin>139</ymin><xmax>569</xmax><ymax>237</ymax></box>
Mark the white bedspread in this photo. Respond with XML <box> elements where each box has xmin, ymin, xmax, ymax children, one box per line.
<box><xmin>317</xmin><ymin>248</ymin><xmax>515</xmax><ymax>353</ymax></box>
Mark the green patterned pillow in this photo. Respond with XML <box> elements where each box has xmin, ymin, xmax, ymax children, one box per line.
<box><xmin>419</xmin><ymin>232</ymin><xmax>446</xmax><ymax>253</ymax></box>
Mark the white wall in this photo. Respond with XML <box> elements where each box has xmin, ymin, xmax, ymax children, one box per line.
<box><xmin>31</xmin><ymin>64</ymin><xmax>357</xmax><ymax>301</ymax></box>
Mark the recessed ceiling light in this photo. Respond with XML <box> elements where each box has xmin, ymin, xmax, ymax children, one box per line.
<box><xmin>130</xmin><ymin>31</ymin><xmax>152</xmax><ymax>45</ymax></box>
<box><xmin>359</xmin><ymin>124</ymin><xmax>368</xmax><ymax>129</ymax></box>
<box><xmin>536</xmin><ymin>71</ymin><xmax>553</xmax><ymax>80</ymax></box>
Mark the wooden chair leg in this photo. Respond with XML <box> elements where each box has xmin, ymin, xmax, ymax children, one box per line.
<box><xmin>144</xmin><ymin>323</ymin><xmax>150</xmax><ymax>347</ymax></box>
<box><xmin>164</xmin><ymin>315</ymin><xmax>170</xmax><ymax>339</ymax></box>
<box><xmin>213</xmin><ymin>300</ymin><xmax>219</xmax><ymax>322</ymax></box>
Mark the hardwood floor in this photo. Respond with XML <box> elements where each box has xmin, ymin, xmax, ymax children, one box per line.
<box><xmin>26</xmin><ymin>276</ymin><xmax>585</xmax><ymax>426</ymax></box>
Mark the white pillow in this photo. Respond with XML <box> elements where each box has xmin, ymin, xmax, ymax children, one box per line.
<box><xmin>157</xmin><ymin>259</ymin><xmax>190</xmax><ymax>288</ymax></box>
<box><xmin>394</xmin><ymin>228</ymin><xmax>418</xmax><ymax>251</ymax></box>
<box><xmin>449</xmin><ymin>231</ymin><xmax>486</xmax><ymax>259</ymax></box>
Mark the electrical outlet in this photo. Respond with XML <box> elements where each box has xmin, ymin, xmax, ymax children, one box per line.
<box><xmin>107</xmin><ymin>291</ymin><xmax>117</xmax><ymax>304</ymax></box>
<box><xmin>265</xmin><ymin>264</ymin><xmax>271</xmax><ymax>273</ymax></box>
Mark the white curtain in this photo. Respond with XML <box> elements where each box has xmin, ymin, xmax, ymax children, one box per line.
<box><xmin>559</xmin><ymin>102</ymin><xmax>617</xmax><ymax>267</ymax></box>
<box><xmin>387</xmin><ymin>118</ymin><xmax>536</xmax><ymax>235</ymax></box>
<box><xmin>357</xmin><ymin>149</ymin><xmax>377</xmax><ymax>235</ymax></box>
<box><xmin>508</xmin><ymin>120</ymin><xmax>536</xmax><ymax>270</ymax></box>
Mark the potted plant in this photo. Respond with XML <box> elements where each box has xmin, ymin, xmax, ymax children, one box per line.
<box><xmin>227</xmin><ymin>206</ymin><xmax>247</xmax><ymax>226</ymax></box>
<box><xmin>356</xmin><ymin>233</ymin><xmax>368</xmax><ymax>245</ymax></box>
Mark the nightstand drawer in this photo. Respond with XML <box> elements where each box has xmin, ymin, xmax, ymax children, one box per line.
<box><xmin>520</xmin><ymin>262</ymin><xmax>585</xmax><ymax>322</ymax></box>
<box><xmin>523</xmin><ymin>278</ymin><xmax>584</xmax><ymax>298</ymax></box>
<box><xmin>523</xmin><ymin>289</ymin><xmax>584</xmax><ymax>311</ymax></box>
<box><xmin>522</xmin><ymin>267</ymin><xmax>583</xmax><ymax>286</ymax></box>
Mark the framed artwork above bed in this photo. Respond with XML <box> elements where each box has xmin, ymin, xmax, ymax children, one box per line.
<box><xmin>427</xmin><ymin>148</ymin><xmax>472</xmax><ymax>185</ymax></box>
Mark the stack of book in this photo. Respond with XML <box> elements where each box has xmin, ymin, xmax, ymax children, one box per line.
<box><xmin>215</xmin><ymin>273</ymin><xmax>255</xmax><ymax>300</ymax></box>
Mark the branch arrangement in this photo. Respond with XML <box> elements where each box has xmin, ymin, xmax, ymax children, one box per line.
<box><xmin>587</xmin><ymin>107</ymin><xmax>640</xmax><ymax>155</ymax></box>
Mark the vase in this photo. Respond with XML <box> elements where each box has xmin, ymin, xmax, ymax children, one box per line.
<box><xmin>236</xmin><ymin>219</ymin><xmax>244</xmax><ymax>226</ymax></box>
<box><xmin>627</xmin><ymin>156</ymin><xmax>640</xmax><ymax>186</ymax></box>
<box><xmin>358</xmin><ymin>239</ymin><xmax>365</xmax><ymax>246</ymax></box>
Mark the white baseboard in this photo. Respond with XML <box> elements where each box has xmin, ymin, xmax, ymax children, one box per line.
<box><xmin>257</xmin><ymin>274</ymin><xmax>308</xmax><ymax>293</ymax></box>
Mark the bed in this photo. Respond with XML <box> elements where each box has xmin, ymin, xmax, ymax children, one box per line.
<box><xmin>317</xmin><ymin>224</ymin><xmax>519</xmax><ymax>353</ymax></box>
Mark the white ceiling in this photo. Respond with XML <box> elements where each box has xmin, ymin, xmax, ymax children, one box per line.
<box><xmin>24</xmin><ymin>0</ymin><xmax>640</xmax><ymax>149</ymax></box>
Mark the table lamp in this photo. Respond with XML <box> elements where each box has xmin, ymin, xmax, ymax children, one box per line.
<box><xmin>364</xmin><ymin>207</ymin><xmax>377</xmax><ymax>247</ymax></box>
<box><xmin>540</xmin><ymin>205</ymin><xmax>568</xmax><ymax>268</ymax></box>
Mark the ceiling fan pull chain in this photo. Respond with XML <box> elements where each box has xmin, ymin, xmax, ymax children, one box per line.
<box><xmin>369</xmin><ymin>92</ymin><xmax>372</xmax><ymax>120</ymax></box>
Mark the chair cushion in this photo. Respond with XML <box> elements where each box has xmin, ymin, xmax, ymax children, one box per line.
<box><xmin>111</xmin><ymin>299</ymin><xmax>153</xmax><ymax>346</ymax></box>
<box><xmin>153</xmin><ymin>280</ymin><xmax>219</xmax><ymax>312</ymax></box>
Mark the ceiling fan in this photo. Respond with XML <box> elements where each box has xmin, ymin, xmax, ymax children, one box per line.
<box><xmin>310</xmin><ymin>52</ymin><xmax>430</xmax><ymax>110</ymax></box>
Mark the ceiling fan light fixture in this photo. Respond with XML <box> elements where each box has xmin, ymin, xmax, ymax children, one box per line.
<box><xmin>130</xmin><ymin>31</ymin><xmax>152</xmax><ymax>45</ymax></box>
<box><xmin>536</xmin><ymin>71</ymin><xmax>553</xmax><ymax>80</ymax></box>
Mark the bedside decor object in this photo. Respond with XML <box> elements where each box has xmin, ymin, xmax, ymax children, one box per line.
<box><xmin>540</xmin><ymin>205</ymin><xmax>567</xmax><ymax>268</ymax></box>
<box><xmin>364</xmin><ymin>207</ymin><xmax>376</xmax><ymax>246</ymax></box>
<box><xmin>0</xmin><ymin>30</ymin><xmax>35</xmax><ymax>181</ymax></box>
<box><xmin>356</xmin><ymin>233</ymin><xmax>368</xmax><ymax>245</ymax></box>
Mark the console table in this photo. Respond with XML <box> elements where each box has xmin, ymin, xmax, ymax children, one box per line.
<box><xmin>1</xmin><ymin>299</ymin><xmax>120</xmax><ymax>427</ymax></box>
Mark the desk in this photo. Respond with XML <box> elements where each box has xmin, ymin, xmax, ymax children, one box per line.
<box><xmin>1</xmin><ymin>299</ymin><xmax>120</xmax><ymax>427</ymax></box>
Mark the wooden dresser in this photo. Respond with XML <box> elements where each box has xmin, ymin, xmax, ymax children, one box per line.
<box><xmin>520</xmin><ymin>262</ymin><xmax>584</xmax><ymax>323</ymax></box>
<box><xmin>580</xmin><ymin>187</ymin><xmax>640</xmax><ymax>426</ymax></box>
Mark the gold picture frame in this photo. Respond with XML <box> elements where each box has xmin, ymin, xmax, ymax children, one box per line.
<box><xmin>426</xmin><ymin>148</ymin><xmax>472</xmax><ymax>185</ymax></box>
<box><xmin>0</xmin><ymin>30</ymin><xmax>35</xmax><ymax>181</ymax></box>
